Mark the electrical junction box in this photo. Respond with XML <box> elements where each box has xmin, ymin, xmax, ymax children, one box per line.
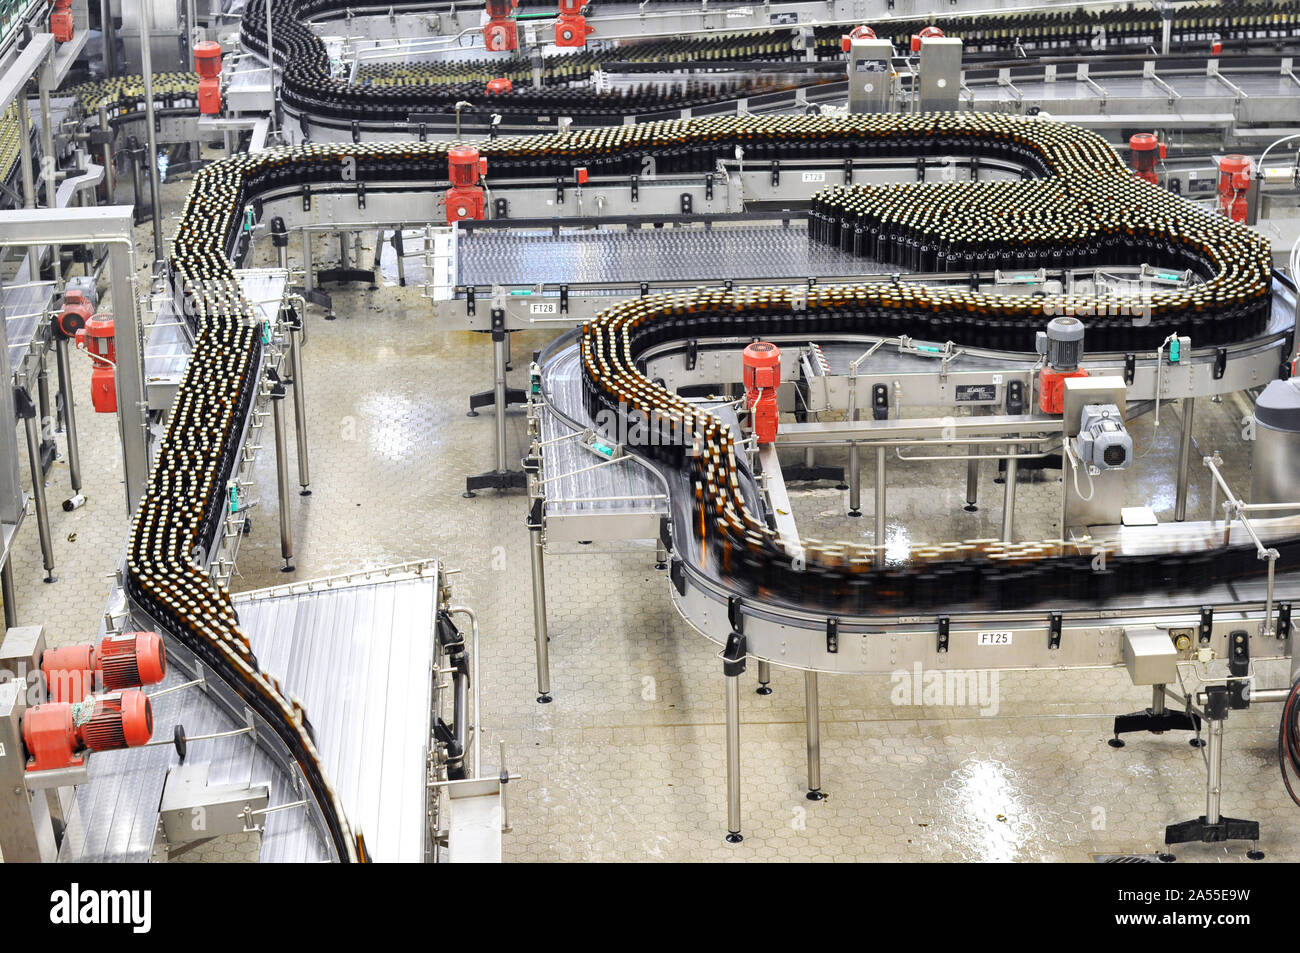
<box><xmin>1123</xmin><ymin>628</ymin><xmax>1179</xmax><ymax>685</ymax></box>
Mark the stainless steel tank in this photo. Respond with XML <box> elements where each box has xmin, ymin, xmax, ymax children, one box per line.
<box><xmin>1251</xmin><ymin>378</ymin><xmax>1300</xmax><ymax>517</ymax></box>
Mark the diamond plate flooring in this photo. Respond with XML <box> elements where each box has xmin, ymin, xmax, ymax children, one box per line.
<box><xmin>3</xmin><ymin>178</ymin><xmax>1298</xmax><ymax>863</ymax></box>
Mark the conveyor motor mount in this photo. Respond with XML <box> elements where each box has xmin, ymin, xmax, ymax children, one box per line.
<box><xmin>1036</xmin><ymin>316</ymin><xmax>1088</xmax><ymax>414</ymax></box>
<box><xmin>743</xmin><ymin>341</ymin><xmax>781</xmax><ymax>444</ymax></box>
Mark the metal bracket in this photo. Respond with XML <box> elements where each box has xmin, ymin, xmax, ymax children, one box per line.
<box><xmin>555</xmin><ymin>177</ymin><xmax>565</xmax><ymax>204</ymax></box>
<box><xmin>356</xmin><ymin>181</ymin><xmax>366</xmax><ymax>209</ymax></box>
<box><xmin>493</xmin><ymin>197</ymin><xmax>509</xmax><ymax>219</ymax></box>
<box><xmin>351</xmin><ymin>120</ymin><xmax>360</xmax><ymax>143</ymax></box>
<box><xmin>1277</xmin><ymin>602</ymin><xmax>1292</xmax><ymax>639</ymax></box>
<box><xmin>705</xmin><ymin>173</ymin><xmax>714</xmax><ymax>200</ymax></box>
<box><xmin>723</xmin><ymin>630</ymin><xmax>747</xmax><ymax>677</ymax></box>
<box><xmin>936</xmin><ymin>616</ymin><xmax>950</xmax><ymax>653</ymax></box>
<box><xmin>559</xmin><ymin>284</ymin><xmax>569</xmax><ymax>314</ymax></box>
<box><xmin>1213</xmin><ymin>346</ymin><xmax>1228</xmax><ymax>380</ymax></box>
<box><xmin>770</xmin><ymin>160</ymin><xmax>780</xmax><ymax>187</ymax></box>
<box><xmin>1199</xmin><ymin>605</ymin><xmax>1214</xmax><ymax>645</ymax></box>
<box><xmin>680</xmin><ymin>193</ymin><xmax>693</xmax><ymax>215</ymax></box>
<box><xmin>1124</xmin><ymin>353</ymin><xmax>1136</xmax><ymax>385</ymax></box>
<box><xmin>728</xmin><ymin>595</ymin><xmax>744</xmax><ymax>633</ymax></box>
<box><xmin>1047</xmin><ymin>612</ymin><xmax>1062</xmax><ymax>650</ymax></box>
<box><xmin>871</xmin><ymin>382</ymin><xmax>889</xmax><ymax>421</ymax></box>
<box><xmin>685</xmin><ymin>339</ymin><xmax>698</xmax><ymax>371</ymax></box>
<box><xmin>826</xmin><ymin>618</ymin><xmax>839</xmax><ymax>654</ymax></box>
<box><xmin>466</xmin><ymin>285</ymin><xmax>476</xmax><ymax>316</ymax></box>
<box><xmin>916</xmin><ymin>157</ymin><xmax>926</xmax><ymax>182</ymax></box>
<box><xmin>630</xmin><ymin>174</ymin><xmax>639</xmax><ymax>203</ymax></box>
<box><xmin>843</xmin><ymin>158</ymin><xmax>853</xmax><ymax>184</ymax></box>
<box><xmin>301</xmin><ymin>184</ymin><xmax>311</xmax><ymax>211</ymax></box>
<box><xmin>1005</xmin><ymin>379</ymin><xmax>1024</xmax><ymax>415</ymax></box>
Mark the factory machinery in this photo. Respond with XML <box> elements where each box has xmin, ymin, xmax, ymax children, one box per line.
<box><xmin>4</xmin><ymin>0</ymin><xmax>1300</xmax><ymax>862</ymax></box>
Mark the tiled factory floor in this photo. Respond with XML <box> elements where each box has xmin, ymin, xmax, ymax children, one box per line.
<box><xmin>3</xmin><ymin>174</ymin><xmax>1298</xmax><ymax>863</ymax></box>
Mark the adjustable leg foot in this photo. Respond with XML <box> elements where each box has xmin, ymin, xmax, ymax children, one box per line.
<box><xmin>537</xmin><ymin>693</ymin><xmax>552</xmax><ymax>704</ymax></box>
<box><xmin>806</xmin><ymin>789</ymin><xmax>827</xmax><ymax>801</ymax></box>
<box><xmin>725</xmin><ymin>832</ymin><xmax>743</xmax><ymax>844</ymax></box>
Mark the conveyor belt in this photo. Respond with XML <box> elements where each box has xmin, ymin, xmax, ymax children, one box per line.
<box><xmin>456</xmin><ymin>222</ymin><xmax>892</xmax><ymax>289</ymax></box>
<box><xmin>64</xmin><ymin>566</ymin><xmax>440</xmax><ymax>862</ymax></box>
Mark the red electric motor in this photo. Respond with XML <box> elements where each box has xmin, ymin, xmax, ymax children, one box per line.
<box><xmin>1128</xmin><ymin>133</ymin><xmax>1165</xmax><ymax>186</ymax></box>
<box><xmin>484</xmin><ymin>0</ymin><xmax>518</xmax><ymax>52</ymax></box>
<box><xmin>55</xmin><ymin>289</ymin><xmax>94</xmax><ymax>339</ymax></box>
<box><xmin>486</xmin><ymin>76</ymin><xmax>513</xmax><ymax>95</ymax></box>
<box><xmin>743</xmin><ymin>341</ymin><xmax>781</xmax><ymax>445</ymax></box>
<box><xmin>75</xmin><ymin>312</ymin><xmax>116</xmax><ymax>413</ymax></box>
<box><xmin>445</xmin><ymin>146</ymin><xmax>486</xmax><ymax>224</ymax></box>
<box><xmin>555</xmin><ymin>0</ymin><xmax>591</xmax><ymax>47</ymax></box>
<box><xmin>911</xmin><ymin>25</ymin><xmax>944</xmax><ymax>53</ymax></box>
<box><xmin>194</xmin><ymin>41</ymin><xmax>224</xmax><ymax>115</ymax></box>
<box><xmin>50</xmin><ymin>0</ymin><xmax>74</xmax><ymax>42</ymax></box>
<box><xmin>1218</xmin><ymin>154</ymin><xmax>1252</xmax><ymax>223</ymax></box>
<box><xmin>841</xmin><ymin>24</ymin><xmax>876</xmax><ymax>52</ymax></box>
<box><xmin>22</xmin><ymin>690</ymin><xmax>154</xmax><ymax>773</ymax></box>
<box><xmin>41</xmin><ymin>631</ymin><xmax>167</xmax><ymax>704</ymax></box>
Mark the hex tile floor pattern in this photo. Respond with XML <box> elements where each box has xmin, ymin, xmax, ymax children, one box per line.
<box><xmin>4</xmin><ymin>175</ymin><xmax>1299</xmax><ymax>863</ymax></box>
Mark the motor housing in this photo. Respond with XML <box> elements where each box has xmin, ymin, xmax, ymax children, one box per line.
<box><xmin>743</xmin><ymin>342</ymin><xmax>781</xmax><ymax>444</ymax></box>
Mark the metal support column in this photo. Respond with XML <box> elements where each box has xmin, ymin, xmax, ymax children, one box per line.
<box><xmin>139</xmin><ymin>6</ymin><xmax>166</xmax><ymax>265</ymax></box>
<box><xmin>271</xmin><ymin>380</ymin><xmax>294</xmax><ymax>572</ymax></box>
<box><xmin>965</xmin><ymin>408</ymin><xmax>980</xmax><ymax>511</ymax></box>
<box><xmin>527</xmin><ymin>499</ymin><xmax>551</xmax><ymax>703</ymax></box>
<box><xmin>0</xmin><ymin>559</ymin><xmax>15</xmax><ymax>628</ymax></box>
<box><xmin>723</xmin><ymin>631</ymin><xmax>747</xmax><ymax>843</ymax></box>
<box><xmin>1175</xmin><ymin>397</ymin><xmax>1195</xmax><ymax>521</ymax></box>
<box><xmin>1205</xmin><ymin>714</ymin><xmax>1223</xmax><ymax>826</ymax></box>
<box><xmin>756</xmin><ymin>659</ymin><xmax>771</xmax><ymax>695</ymax></box>
<box><xmin>805</xmin><ymin>670</ymin><xmax>825</xmax><ymax>800</ymax></box>
<box><xmin>465</xmin><ymin>329</ymin><xmax>525</xmax><ymax>495</ymax></box>
<box><xmin>1002</xmin><ymin>452</ymin><xmax>1018</xmax><ymax>542</ymax></box>
<box><xmin>847</xmin><ymin>443</ymin><xmax>861</xmax><ymax>516</ymax></box>
<box><xmin>874</xmin><ymin>446</ymin><xmax>886</xmax><ymax>567</ymax></box>
<box><xmin>101</xmin><ymin>0</ymin><xmax>119</xmax><ymax>75</ymax></box>
<box><xmin>98</xmin><ymin>106</ymin><xmax>116</xmax><ymax>204</ymax></box>
<box><xmin>106</xmin><ymin>238</ymin><xmax>148</xmax><ymax>514</ymax></box>
<box><xmin>289</xmin><ymin>317</ymin><xmax>311</xmax><ymax>495</ymax></box>
<box><xmin>37</xmin><ymin>73</ymin><xmax>59</xmax><ymax>275</ymax></box>
<box><xmin>54</xmin><ymin>337</ymin><xmax>84</xmax><ymax>510</ymax></box>
<box><xmin>21</xmin><ymin>399</ymin><xmax>56</xmax><ymax>583</ymax></box>
<box><xmin>16</xmin><ymin>93</ymin><xmax>39</xmax><ymax>277</ymax></box>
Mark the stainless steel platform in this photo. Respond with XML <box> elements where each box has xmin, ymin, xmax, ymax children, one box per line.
<box><xmin>538</xmin><ymin>345</ymin><xmax>669</xmax><ymax>544</ymax></box>
<box><xmin>3</xmin><ymin>280</ymin><xmax>53</xmax><ymax>371</ymax></box>
<box><xmin>456</xmin><ymin>222</ymin><xmax>891</xmax><ymax>289</ymax></box>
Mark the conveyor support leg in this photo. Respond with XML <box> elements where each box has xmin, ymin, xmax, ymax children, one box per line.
<box><xmin>805</xmin><ymin>670</ymin><xmax>825</xmax><ymax>801</ymax></box>
<box><xmin>756</xmin><ymin>659</ymin><xmax>772</xmax><ymax>695</ymax></box>
<box><xmin>528</xmin><ymin>506</ymin><xmax>552</xmax><ymax>703</ymax></box>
